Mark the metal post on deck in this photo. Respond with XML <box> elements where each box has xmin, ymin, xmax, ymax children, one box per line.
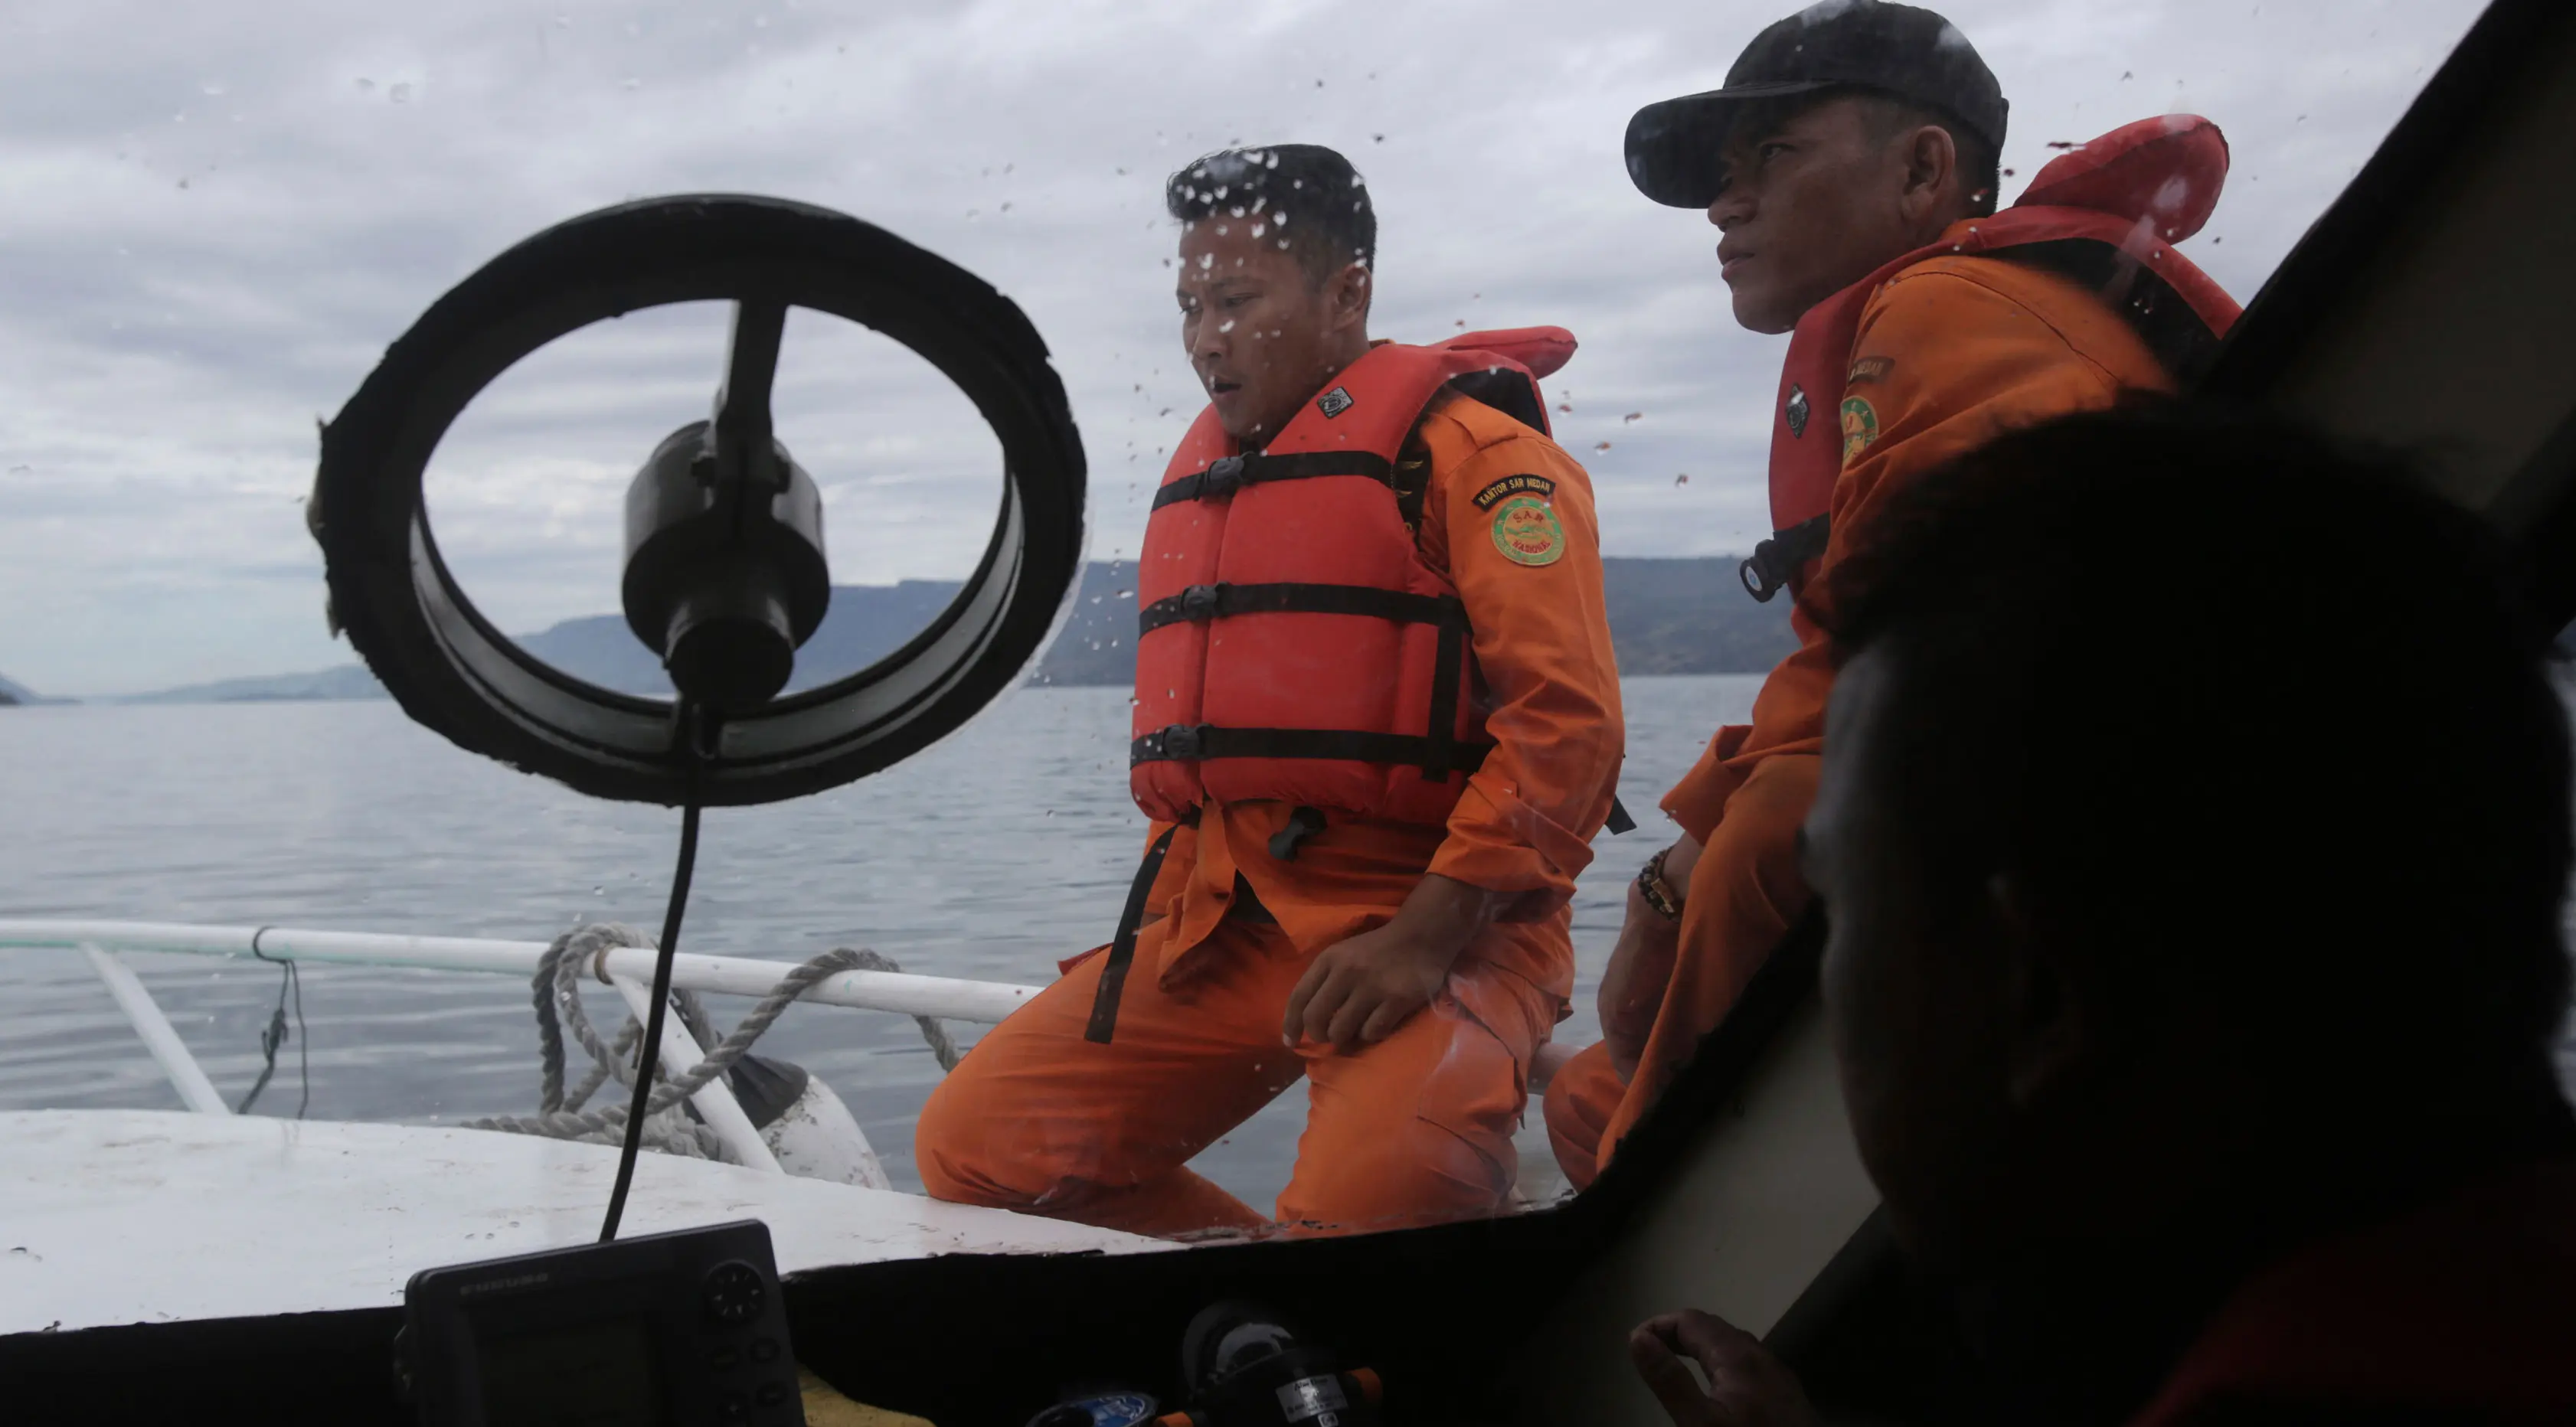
<box><xmin>77</xmin><ymin>942</ymin><xmax>229</xmax><ymax>1117</ymax></box>
<box><xmin>604</xmin><ymin>972</ymin><xmax>785</xmax><ymax>1174</ymax></box>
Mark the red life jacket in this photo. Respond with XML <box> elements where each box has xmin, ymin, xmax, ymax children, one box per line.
<box><xmin>1740</xmin><ymin>115</ymin><xmax>2247</xmax><ymax>603</ymax></box>
<box><xmin>1129</xmin><ymin>328</ymin><xmax>1574</xmax><ymax>827</ymax></box>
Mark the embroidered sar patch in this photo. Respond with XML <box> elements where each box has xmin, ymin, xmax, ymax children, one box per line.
<box><xmin>1491</xmin><ymin>495</ymin><xmax>1565</xmax><ymax>567</ymax></box>
<box><xmin>1847</xmin><ymin>355</ymin><xmax>1895</xmax><ymax>386</ymax></box>
<box><xmin>1840</xmin><ymin>396</ymin><xmax>1879</xmax><ymax>463</ymax></box>
<box><xmin>1471</xmin><ymin>472</ymin><xmax>1558</xmax><ymax>511</ymax></box>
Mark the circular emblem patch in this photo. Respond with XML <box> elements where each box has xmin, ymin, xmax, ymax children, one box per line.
<box><xmin>1840</xmin><ymin>396</ymin><xmax>1879</xmax><ymax>463</ymax></box>
<box><xmin>1491</xmin><ymin>495</ymin><xmax>1565</xmax><ymax>567</ymax></box>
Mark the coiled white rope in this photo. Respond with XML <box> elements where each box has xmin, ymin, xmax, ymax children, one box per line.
<box><xmin>466</xmin><ymin>923</ymin><xmax>958</xmax><ymax>1162</ymax></box>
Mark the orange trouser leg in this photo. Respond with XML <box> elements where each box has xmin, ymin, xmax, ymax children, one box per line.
<box><xmin>1596</xmin><ymin>753</ymin><xmax>1819</xmax><ymax>1171</ymax></box>
<box><xmin>1277</xmin><ymin>919</ymin><xmax>1562</xmax><ymax>1235</ymax></box>
<box><xmin>915</xmin><ymin>916</ymin><xmax>1561</xmax><ymax>1239</ymax></box>
<box><xmin>1542</xmin><ymin>1040</ymin><xmax>1624</xmax><ymax>1191</ymax></box>
<box><xmin>914</xmin><ymin>917</ymin><xmax>1296</xmax><ymax>1237</ymax></box>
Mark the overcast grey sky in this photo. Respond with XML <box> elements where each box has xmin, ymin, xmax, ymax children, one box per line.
<box><xmin>0</xmin><ymin>0</ymin><xmax>2483</xmax><ymax>696</ymax></box>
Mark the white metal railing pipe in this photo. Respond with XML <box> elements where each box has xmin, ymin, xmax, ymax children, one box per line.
<box><xmin>0</xmin><ymin>920</ymin><xmax>1040</xmax><ymax>1024</ymax></box>
<box><xmin>77</xmin><ymin>943</ymin><xmax>230</xmax><ymax>1116</ymax></box>
<box><xmin>604</xmin><ymin>972</ymin><xmax>783</xmax><ymax>1174</ymax></box>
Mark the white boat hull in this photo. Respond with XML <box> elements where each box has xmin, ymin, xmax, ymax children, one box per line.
<box><xmin>0</xmin><ymin>1109</ymin><xmax>1160</xmax><ymax>1337</ymax></box>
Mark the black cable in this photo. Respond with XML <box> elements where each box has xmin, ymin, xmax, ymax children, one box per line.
<box><xmin>598</xmin><ymin>779</ymin><xmax>705</xmax><ymax>1243</ymax></box>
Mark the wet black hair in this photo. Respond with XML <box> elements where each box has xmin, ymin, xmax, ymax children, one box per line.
<box><xmin>1165</xmin><ymin>144</ymin><xmax>1376</xmax><ymax>287</ymax></box>
<box><xmin>1819</xmin><ymin>400</ymin><xmax>2572</xmax><ymax>1089</ymax></box>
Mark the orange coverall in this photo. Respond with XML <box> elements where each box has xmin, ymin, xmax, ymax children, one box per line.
<box><xmin>918</xmin><ymin>388</ymin><xmax>1623</xmax><ymax>1236</ymax></box>
<box><xmin>1546</xmin><ymin>235</ymin><xmax>2175</xmax><ymax>1188</ymax></box>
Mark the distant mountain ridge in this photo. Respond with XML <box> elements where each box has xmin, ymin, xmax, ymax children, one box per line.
<box><xmin>100</xmin><ymin>557</ymin><xmax>1798</xmax><ymax>704</ymax></box>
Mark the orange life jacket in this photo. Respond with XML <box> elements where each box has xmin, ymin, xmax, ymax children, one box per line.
<box><xmin>1741</xmin><ymin>115</ymin><xmax>2247</xmax><ymax>602</ymax></box>
<box><xmin>1129</xmin><ymin>328</ymin><xmax>1574</xmax><ymax>827</ymax></box>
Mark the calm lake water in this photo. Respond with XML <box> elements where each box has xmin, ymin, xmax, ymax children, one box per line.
<box><xmin>8</xmin><ymin>676</ymin><xmax>2573</xmax><ymax>1210</ymax></box>
<box><xmin>0</xmin><ymin>676</ymin><xmax>1754</xmax><ymax>1206</ymax></box>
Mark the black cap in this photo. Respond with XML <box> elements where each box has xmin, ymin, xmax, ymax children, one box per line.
<box><xmin>1626</xmin><ymin>0</ymin><xmax>2006</xmax><ymax>208</ymax></box>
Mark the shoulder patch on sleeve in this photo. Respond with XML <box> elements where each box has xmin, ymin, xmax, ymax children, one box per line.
<box><xmin>1490</xmin><ymin>495</ymin><xmax>1566</xmax><ymax>567</ymax></box>
<box><xmin>1470</xmin><ymin>472</ymin><xmax>1558</xmax><ymax>511</ymax></box>
<box><xmin>1840</xmin><ymin>397</ymin><xmax>1879</xmax><ymax>463</ymax></box>
<box><xmin>1846</xmin><ymin>355</ymin><xmax>1895</xmax><ymax>386</ymax></box>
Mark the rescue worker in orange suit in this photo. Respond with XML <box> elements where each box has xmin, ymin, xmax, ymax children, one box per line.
<box><xmin>915</xmin><ymin>144</ymin><xmax>1623</xmax><ymax>1237</ymax></box>
<box><xmin>1545</xmin><ymin>0</ymin><xmax>2241</xmax><ymax>1189</ymax></box>
<box><xmin>1630</xmin><ymin>407</ymin><xmax>2576</xmax><ymax>1427</ymax></box>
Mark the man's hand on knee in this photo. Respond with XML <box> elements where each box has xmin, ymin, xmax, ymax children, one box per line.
<box><xmin>1628</xmin><ymin>1310</ymin><xmax>1817</xmax><ymax>1427</ymax></box>
<box><xmin>1283</xmin><ymin>873</ymin><xmax>1496</xmax><ymax>1051</ymax></box>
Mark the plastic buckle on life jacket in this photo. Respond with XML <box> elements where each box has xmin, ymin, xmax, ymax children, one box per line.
<box><xmin>1201</xmin><ymin>456</ymin><xmax>1246</xmax><ymax>499</ymax></box>
<box><xmin>1267</xmin><ymin>804</ymin><xmax>1327</xmax><ymax>861</ymax></box>
<box><xmin>1179</xmin><ymin>583</ymin><xmax>1223</xmax><ymax>622</ymax></box>
<box><xmin>1739</xmin><ymin>514</ymin><xmax>1831</xmax><ymax>605</ymax></box>
<box><xmin>1157</xmin><ymin>723</ymin><xmax>1205</xmax><ymax>759</ymax></box>
<box><xmin>1738</xmin><ymin>547</ymin><xmax>1790</xmax><ymax>604</ymax></box>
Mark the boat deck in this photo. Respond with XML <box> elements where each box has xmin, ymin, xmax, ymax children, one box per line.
<box><xmin>0</xmin><ymin>1109</ymin><xmax>1159</xmax><ymax>1336</ymax></box>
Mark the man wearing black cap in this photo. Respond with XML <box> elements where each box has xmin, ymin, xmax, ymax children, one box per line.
<box><xmin>1546</xmin><ymin>0</ymin><xmax>2240</xmax><ymax>1188</ymax></box>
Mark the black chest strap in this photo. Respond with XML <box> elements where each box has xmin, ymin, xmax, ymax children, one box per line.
<box><xmin>1150</xmin><ymin>451</ymin><xmax>1395</xmax><ymax>510</ymax></box>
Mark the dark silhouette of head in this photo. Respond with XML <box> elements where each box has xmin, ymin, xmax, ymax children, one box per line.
<box><xmin>1801</xmin><ymin>400</ymin><xmax>2574</xmax><ymax>1272</ymax></box>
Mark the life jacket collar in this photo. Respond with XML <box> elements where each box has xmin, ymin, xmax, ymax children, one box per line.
<box><xmin>1747</xmin><ymin>116</ymin><xmax>2242</xmax><ymax>604</ymax></box>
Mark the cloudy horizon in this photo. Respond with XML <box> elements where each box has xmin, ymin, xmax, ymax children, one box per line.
<box><xmin>0</xmin><ymin>0</ymin><xmax>2483</xmax><ymax>697</ymax></box>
